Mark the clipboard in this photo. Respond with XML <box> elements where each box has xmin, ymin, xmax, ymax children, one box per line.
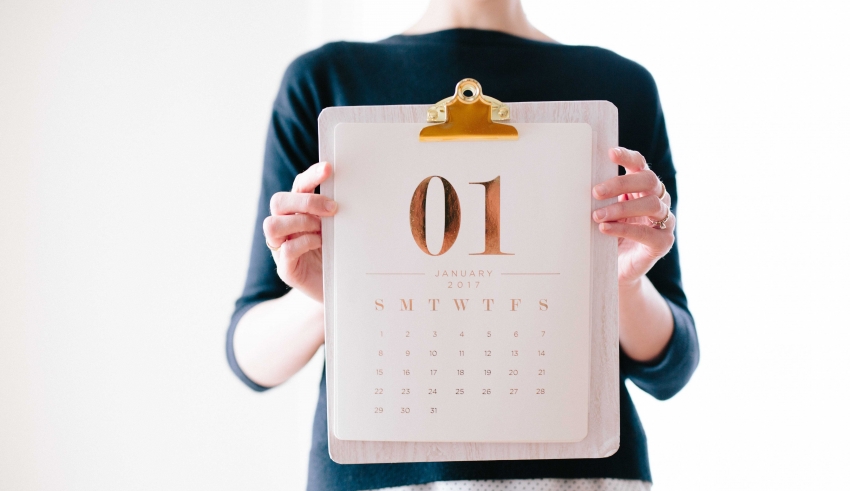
<box><xmin>319</xmin><ymin>79</ymin><xmax>620</xmax><ymax>463</ymax></box>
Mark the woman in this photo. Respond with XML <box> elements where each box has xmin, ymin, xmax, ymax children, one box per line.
<box><xmin>226</xmin><ymin>0</ymin><xmax>699</xmax><ymax>489</ymax></box>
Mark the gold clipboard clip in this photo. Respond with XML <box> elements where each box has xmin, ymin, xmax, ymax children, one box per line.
<box><xmin>420</xmin><ymin>79</ymin><xmax>518</xmax><ymax>142</ymax></box>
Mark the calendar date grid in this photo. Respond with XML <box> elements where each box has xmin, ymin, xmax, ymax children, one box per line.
<box><xmin>371</xmin><ymin>324</ymin><xmax>552</xmax><ymax>416</ymax></box>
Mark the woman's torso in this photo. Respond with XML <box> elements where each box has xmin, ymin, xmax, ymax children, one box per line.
<box><xmin>236</xmin><ymin>27</ymin><xmax>696</xmax><ymax>491</ymax></box>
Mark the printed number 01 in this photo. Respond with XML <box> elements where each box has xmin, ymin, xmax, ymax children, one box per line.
<box><xmin>409</xmin><ymin>176</ymin><xmax>513</xmax><ymax>256</ymax></box>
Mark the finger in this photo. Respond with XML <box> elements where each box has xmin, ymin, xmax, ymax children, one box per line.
<box><xmin>599</xmin><ymin>222</ymin><xmax>676</xmax><ymax>255</ymax></box>
<box><xmin>593</xmin><ymin>195</ymin><xmax>668</xmax><ymax>223</ymax></box>
<box><xmin>279</xmin><ymin>233</ymin><xmax>323</xmax><ymax>270</ymax></box>
<box><xmin>263</xmin><ymin>214</ymin><xmax>321</xmax><ymax>247</ymax></box>
<box><xmin>292</xmin><ymin>162</ymin><xmax>332</xmax><ymax>193</ymax></box>
<box><xmin>609</xmin><ymin>147</ymin><xmax>648</xmax><ymax>174</ymax></box>
<box><xmin>270</xmin><ymin>191</ymin><xmax>337</xmax><ymax>216</ymax></box>
<box><xmin>593</xmin><ymin>170</ymin><xmax>659</xmax><ymax>200</ymax></box>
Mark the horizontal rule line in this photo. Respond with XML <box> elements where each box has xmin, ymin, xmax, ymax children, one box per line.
<box><xmin>501</xmin><ymin>273</ymin><xmax>561</xmax><ymax>275</ymax></box>
<box><xmin>365</xmin><ymin>273</ymin><xmax>425</xmax><ymax>275</ymax></box>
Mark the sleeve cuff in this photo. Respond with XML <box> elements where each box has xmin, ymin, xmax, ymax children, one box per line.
<box><xmin>226</xmin><ymin>301</ymin><xmax>273</xmax><ymax>392</ymax></box>
<box><xmin>621</xmin><ymin>297</ymin><xmax>700</xmax><ymax>400</ymax></box>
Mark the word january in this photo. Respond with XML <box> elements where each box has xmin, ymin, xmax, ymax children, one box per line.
<box><xmin>434</xmin><ymin>269</ymin><xmax>493</xmax><ymax>277</ymax></box>
<box><xmin>374</xmin><ymin>298</ymin><xmax>548</xmax><ymax>311</ymax></box>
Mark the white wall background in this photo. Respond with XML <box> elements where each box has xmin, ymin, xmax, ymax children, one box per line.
<box><xmin>1</xmin><ymin>0</ymin><xmax>848</xmax><ymax>489</ymax></box>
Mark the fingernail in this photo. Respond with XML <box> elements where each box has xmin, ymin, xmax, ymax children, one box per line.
<box><xmin>593</xmin><ymin>209</ymin><xmax>606</xmax><ymax>221</ymax></box>
<box><xmin>600</xmin><ymin>223</ymin><xmax>612</xmax><ymax>231</ymax></box>
<box><xmin>594</xmin><ymin>184</ymin><xmax>608</xmax><ymax>197</ymax></box>
<box><xmin>324</xmin><ymin>200</ymin><xmax>337</xmax><ymax>212</ymax></box>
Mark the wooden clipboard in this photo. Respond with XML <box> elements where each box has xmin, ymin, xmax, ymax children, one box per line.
<box><xmin>319</xmin><ymin>79</ymin><xmax>620</xmax><ymax>464</ymax></box>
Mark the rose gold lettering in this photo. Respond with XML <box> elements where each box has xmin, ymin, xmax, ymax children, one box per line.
<box><xmin>469</xmin><ymin>176</ymin><xmax>513</xmax><ymax>256</ymax></box>
<box><xmin>410</xmin><ymin>176</ymin><xmax>461</xmax><ymax>256</ymax></box>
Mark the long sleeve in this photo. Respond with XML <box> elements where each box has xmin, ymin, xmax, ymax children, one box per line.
<box><xmin>618</xmin><ymin>67</ymin><xmax>700</xmax><ymax>400</ymax></box>
<box><xmin>225</xmin><ymin>55</ymin><xmax>324</xmax><ymax>391</ymax></box>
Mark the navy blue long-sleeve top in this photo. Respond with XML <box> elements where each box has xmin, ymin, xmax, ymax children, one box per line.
<box><xmin>226</xmin><ymin>28</ymin><xmax>699</xmax><ymax>490</ymax></box>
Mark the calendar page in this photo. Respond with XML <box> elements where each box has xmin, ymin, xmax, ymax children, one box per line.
<box><xmin>330</xmin><ymin>123</ymin><xmax>592</xmax><ymax>443</ymax></box>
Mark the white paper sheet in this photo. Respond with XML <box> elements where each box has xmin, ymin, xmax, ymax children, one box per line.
<box><xmin>331</xmin><ymin>123</ymin><xmax>592</xmax><ymax>443</ymax></box>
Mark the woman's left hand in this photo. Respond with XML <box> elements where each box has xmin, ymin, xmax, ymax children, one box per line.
<box><xmin>593</xmin><ymin>147</ymin><xmax>676</xmax><ymax>289</ymax></box>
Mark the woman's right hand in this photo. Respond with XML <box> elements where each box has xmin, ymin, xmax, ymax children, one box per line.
<box><xmin>263</xmin><ymin>162</ymin><xmax>337</xmax><ymax>303</ymax></box>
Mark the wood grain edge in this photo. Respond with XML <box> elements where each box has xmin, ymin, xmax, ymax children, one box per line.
<box><xmin>319</xmin><ymin>101</ymin><xmax>619</xmax><ymax>464</ymax></box>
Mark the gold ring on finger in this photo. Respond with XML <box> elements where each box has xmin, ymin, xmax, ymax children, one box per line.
<box><xmin>266</xmin><ymin>239</ymin><xmax>282</xmax><ymax>252</ymax></box>
<box><xmin>650</xmin><ymin>208</ymin><xmax>671</xmax><ymax>230</ymax></box>
<box><xmin>658</xmin><ymin>181</ymin><xmax>667</xmax><ymax>200</ymax></box>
